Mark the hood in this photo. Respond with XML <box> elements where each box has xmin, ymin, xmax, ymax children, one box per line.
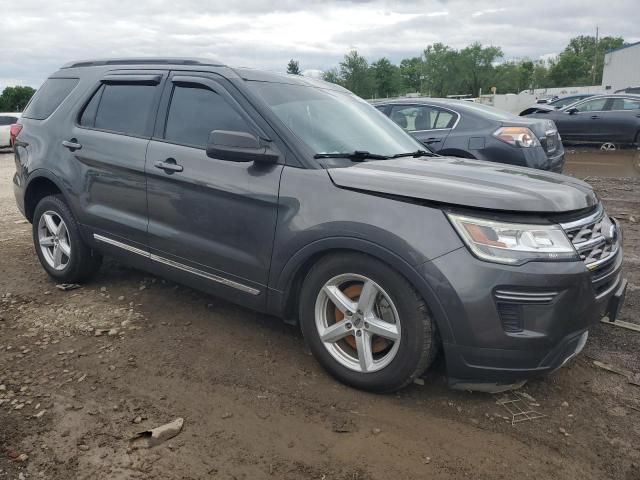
<box><xmin>327</xmin><ymin>157</ymin><xmax>598</xmax><ymax>213</ymax></box>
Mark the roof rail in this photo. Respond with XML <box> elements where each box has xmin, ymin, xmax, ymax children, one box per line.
<box><xmin>61</xmin><ymin>57</ymin><xmax>225</xmax><ymax>69</ymax></box>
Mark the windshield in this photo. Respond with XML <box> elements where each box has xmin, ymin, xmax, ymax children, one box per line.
<box><xmin>247</xmin><ymin>81</ymin><xmax>424</xmax><ymax>157</ymax></box>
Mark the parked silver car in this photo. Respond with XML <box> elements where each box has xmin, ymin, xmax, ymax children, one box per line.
<box><xmin>0</xmin><ymin>112</ymin><xmax>21</xmax><ymax>148</ymax></box>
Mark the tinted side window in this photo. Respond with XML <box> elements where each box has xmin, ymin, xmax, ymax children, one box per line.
<box><xmin>93</xmin><ymin>83</ymin><xmax>157</xmax><ymax>137</ymax></box>
<box><xmin>0</xmin><ymin>116</ymin><xmax>18</xmax><ymax>126</ymax></box>
<box><xmin>164</xmin><ymin>85</ymin><xmax>250</xmax><ymax>148</ymax></box>
<box><xmin>575</xmin><ymin>98</ymin><xmax>608</xmax><ymax>112</ymax></box>
<box><xmin>22</xmin><ymin>78</ymin><xmax>79</xmax><ymax>120</ymax></box>
<box><xmin>433</xmin><ymin>109</ymin><xmax>457</xmax><ymax>129</ymax></box>
<box><xmin>610</xmin><ymin>98</ymin><xmax>640</xmax><ymax>111</ymax></box>
<box><xmin>389</xmin><ymin>105</ymin><xmax>451</xmax><ymax>131</ymax></box>
<box><xmin>79</xmin><ymin>86</ymin><xmax>104</xmax><ymax>127</ymax></box>
<box><xmin>623</xmin><ymin>98</ymin><xmax>640</xmax><ymax>110</ymax></box>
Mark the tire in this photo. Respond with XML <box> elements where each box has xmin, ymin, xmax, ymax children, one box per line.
<box><xmin>299</xmin><ymin>252</ymin><xmax>438</xmax><ymax>393</ymax></box>
<box><xmin>32</xmin><ymin>195</ymin><xmax>102</xmax><ymax>283</ymax></box>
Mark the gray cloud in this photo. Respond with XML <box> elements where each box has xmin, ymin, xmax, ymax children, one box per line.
<box><xmin>1</xmin><ymin>0</ymin><xmax>638</xmax><ymax>90</ymax></box>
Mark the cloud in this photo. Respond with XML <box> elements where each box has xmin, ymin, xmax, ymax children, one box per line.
<box><xmin>1</xmin><ymin>0</ymin><xmax>638</xmax><ymax>89</ymax></box>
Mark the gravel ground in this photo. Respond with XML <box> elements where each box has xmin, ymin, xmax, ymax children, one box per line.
<box><xmin>1</xmin><ymin>150</ymin><xmax>639</xmax><ymax>480</ymax></box>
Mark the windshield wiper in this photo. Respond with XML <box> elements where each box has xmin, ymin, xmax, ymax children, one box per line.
<box><xmin>390</xmin><ymin>149</ymin><xmax>437</xmax><ymax>159</ymax></box>
<box><xmin>313</xmin><ymin>150</ymin><xmax>390</xmax><ymax>161</ymax></box>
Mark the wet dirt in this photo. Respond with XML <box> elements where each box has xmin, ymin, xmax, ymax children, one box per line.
<box><xmin>1</xmin><ymin>152</ymin><xmax>639</xmax><ymax>479</ymax></box>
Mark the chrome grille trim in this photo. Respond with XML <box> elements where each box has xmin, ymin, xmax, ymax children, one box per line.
<box><xmin>560</xmin><ymin>205</ymin><xmax>619</xmax><ymax>270</ymax></box>
<box><xmin>560</xmin><ymin>205</ymin><xmax>604</xmax><ymax>230</ymax></box>
<box><xmin>494</xmin><ymin>289</ymin><xmax>558</xmax><ymax>304</ymax></box>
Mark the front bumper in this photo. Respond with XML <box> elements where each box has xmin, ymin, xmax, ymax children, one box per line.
<box><xmin>546</xmin><ymin>149</ymin><xmax>565</xmax><ymax>173</ymax></box>
<box><xmin>420</xmin><ymin>243</ymin><xmax>624</xmax><ymax>389</ymax></box>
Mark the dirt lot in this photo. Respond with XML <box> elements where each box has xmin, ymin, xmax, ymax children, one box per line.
<box><xmin>1</xmin><ymin>150</ymin><xmax>639</xmax><ymax>480</ymax></box>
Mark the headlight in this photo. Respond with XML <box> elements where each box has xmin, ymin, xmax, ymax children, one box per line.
<box><xmin>493</xmin><ymin>127</ymin><xmax>540</xmax><ymax>147</ymax></box>
<box><xmin>447</xmin><ymin>213</ymin><xmax>578</xmax><ymax>265</ymax></box>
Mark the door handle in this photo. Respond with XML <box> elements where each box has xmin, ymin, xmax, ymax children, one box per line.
<box><xmin>62</xmin><ymin>139</ymin><xmax>82</xmax><ymax>151</ymax></box>
<box><xmin>590</xmin><ymin>115</ymin><xmax>600</xmax><ymax>119</ymax></box>
<box><xmin>423</xmin><ymin>138</ymin><xmax>440</xmax><ymax>144</ymax></box>
<box><xmin>154</xmin><ymin>158</ymin><xmax>183</xmax><ymax>173</ymax></box>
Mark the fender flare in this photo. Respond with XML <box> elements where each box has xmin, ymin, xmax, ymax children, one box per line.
<box><xmin>272</xmin><ymin>236</ymin><xmax>455</xmax><ymax>343</ymax></box>
<box><xmin>23</xmin><ymin>169</ymin><xmax>75</xmax><ymax>220</ymax></box>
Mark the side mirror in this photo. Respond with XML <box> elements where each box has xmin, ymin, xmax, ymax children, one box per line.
<box><xmin>567</xmin><ymin>107</ymin><xmax>579</xmax><ymax>115</ymax></box>
<box><xmin>206</xmin><ymin>130</ymin><xmax>279</xmax><ymax>164</ymax></box>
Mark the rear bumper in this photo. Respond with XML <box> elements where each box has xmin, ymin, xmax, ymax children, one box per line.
<box><xmin>419</xmin><ymin>243</ymin><xmax>624</xmax><ymax>390</ymax></box>
<box><xmin>477</xmin><ymin>143</ymin><xmax>565</xmax><ymax>172</ymax></box>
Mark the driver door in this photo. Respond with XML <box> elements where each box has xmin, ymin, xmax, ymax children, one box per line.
<box><xmin>559</xmin><ymin>97</ymin><xmax>610</xmax><ymax>142</ymax></box>
<box><xmin>145</xmin><ymin>73</ymin><xmax>283</xmax><ymax>308</ymax></box>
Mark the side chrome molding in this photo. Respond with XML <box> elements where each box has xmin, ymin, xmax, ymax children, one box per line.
<box><xmin>93</xmin><ymin>234</ymin><xmax>260</xmax><ymax>296</ymax></box>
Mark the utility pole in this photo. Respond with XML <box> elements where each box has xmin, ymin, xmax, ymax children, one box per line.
<box><xmin>592</xmin><ymin>26</ymin><xmax>599</xmax><ymax>85</ymax></box>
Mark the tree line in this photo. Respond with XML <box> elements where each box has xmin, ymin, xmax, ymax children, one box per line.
<box><xmin>0</xmin><ymin>86</ymin><xmax>36</xmax><ymax>112</ymax></box>
<box><xmin>288</xmin><ymin>35</ymin><xmax>625</xmax><ymax>99</ymax></box>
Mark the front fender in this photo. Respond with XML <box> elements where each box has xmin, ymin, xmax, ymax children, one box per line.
<box><xmin>268</xmin><ymin>235</ymin><xmax>456</xmax><ymax>344</ymax></box>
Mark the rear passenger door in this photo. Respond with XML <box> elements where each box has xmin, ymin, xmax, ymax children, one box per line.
<box><xmin>606</xmin><ymin>97</ymin><xmax>640</xmax><ymax>143</ymax></box>
<box><xmin>388</xmin><ymin>104</ymin><xmax>456</xmax><ymax>151</ymax></box>
<box><xmin>144</xmin><ymin>73</ymin><xmax>283</xmax><ymax>307</ymax></box>
<box><xmin>71</xmin><ymin>72</ymin><xmax>165</xmax><ymax>248</ymax></box>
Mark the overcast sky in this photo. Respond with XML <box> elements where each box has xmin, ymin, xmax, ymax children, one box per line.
<box><xmin>1</xmin><ymin>0</ymin><xmax>638</xmax><ymax>90</ymax></box>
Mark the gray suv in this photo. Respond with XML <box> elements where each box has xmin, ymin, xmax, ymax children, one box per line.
<box><xmin>12</xmin><ymin>58</ymin><xmax>627</xmax><ymax>393</ymax></box>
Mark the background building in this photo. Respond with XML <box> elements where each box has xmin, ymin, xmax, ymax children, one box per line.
<box><xmin>602</xmin><ymin>41</ymin><xmax>640</xmax><ymax>92</ymax></box>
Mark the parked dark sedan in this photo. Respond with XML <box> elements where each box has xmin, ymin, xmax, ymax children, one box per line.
<box><xmin>519</xmin><ymin>94</ymin><xmax>594</xmax><ymax>116</ymax></box>
<box><xmin>374</xmin><ymin>98</ymin><xmax>565</xmax><ymax>172</ymax></box>
<box><xmin>525</xmin><ymin>94</ymin><xmax>640</xmax><ymax>148</ymax></box>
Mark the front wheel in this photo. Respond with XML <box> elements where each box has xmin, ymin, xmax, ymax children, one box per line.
<box><xmin>299</xmin><ymin>253</ymin><xmax>438</xmax><ymax>393</ymax></box>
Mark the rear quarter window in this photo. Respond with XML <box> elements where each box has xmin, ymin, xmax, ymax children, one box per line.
<box><xmin>22</xmin><ymin>78</ymin><xmax>79</xmax><ymax>120</ymax></box>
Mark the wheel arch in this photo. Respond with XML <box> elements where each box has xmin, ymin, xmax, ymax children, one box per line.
<box><xmin>271</xmin><ymin>237</ymin><xmax>455</xmax><ymax>343</ymax></box>
<box><xmin>24</xmin><ymin>170</ymin><xmax>69</xmax><ymax>223</ymax></box>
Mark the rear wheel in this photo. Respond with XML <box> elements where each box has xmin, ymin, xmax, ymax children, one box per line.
<box><xmin>600</xmin><ymin>142</ymin><xmax>617</xmax><ymax>151</ymax></box>
<box><xmin>299</xmin><ymin>253</ymin><xmax>438</xmax><ymax>392</ymax></box>
<box><xmin>32</xmin><ymin>195</ymin><xmax>102</xmax><ymax>283</ymax></box>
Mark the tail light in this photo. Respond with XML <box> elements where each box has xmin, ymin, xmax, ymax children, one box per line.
<box><xmin>493</xmin><ymin>127</ymin><xmax>540</xmax><ymax>148</ymax></box>
<box><xmin>9</xmin><ymin>123</ymin><xmax>22</xmax><ymax>146</ymax></box>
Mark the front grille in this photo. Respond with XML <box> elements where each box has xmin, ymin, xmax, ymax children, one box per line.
<box><xmin>560</xmin><ymin>205</ymin><xmax>620</xmax><ymax>272</ymax></box>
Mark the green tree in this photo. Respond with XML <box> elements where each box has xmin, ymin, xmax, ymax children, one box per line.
<box><xmin>422</xmin><ymin>43</ymin><xmax>459</xmax><ymax>96</ymax></box>
<box><xmin>370</xmin><ymin>57</ymin><xmax>401</xmax><ymax>98</ymax></box>
<box><xmin>399</xmin><ymin>57</ymin><xmax>423</xmax><ymax>93</ymax></box>
<box><xmin>0</xmin><ymin>86</ymin><xmax>36</xmax><ymax>111</ymax></box>
<box><xmin>493</xmin><ymin>61</ymin><xmax>521</xmax><ymax>93</ymax></box>
<box><xmin>457</xmin><ymin>43</ymin><xmax>503</xmax><ymax>96</ymax></box>
<box><xmin>548</xmin><ymin>35</ymin><xmax>624</xmax><ymax>86</ymax></box>
<box><xmin>322</xmin><ymin>68</ymin><xmax>342</xmax><ymax>85</ymax></box>
<box><xmin>286</xmin><ymin>59</ymin><xmax>301</xmax><ymax>75</ymax></box>
<box><xmin>339</xmin><ymin>50</ymin><xmax>374</xmax><ymax>98</ymax></box>
<box><xmin>531</xmin><ymin>60</ymin><xmax>550</xmax><ymax>89</ymax></box>
<box><xmin>493</xmin><ymin>59</ymin><xmax>536</xmax><ymax>93</ymax></box>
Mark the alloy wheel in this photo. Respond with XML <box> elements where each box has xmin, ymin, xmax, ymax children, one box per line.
<box><xmin>314</xmin><ymin>273</ymin><xmax>401</xmax><ymax>373</ymax></box>
<box><xmin>600</xmin><ymin>142</ymin><xmax>616</xmax><ymax>151</ymax></box>
<box><xmin>37</xmin><ymin>211</ymin><xmax>71</xmax><ymax>271</ymax></box>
